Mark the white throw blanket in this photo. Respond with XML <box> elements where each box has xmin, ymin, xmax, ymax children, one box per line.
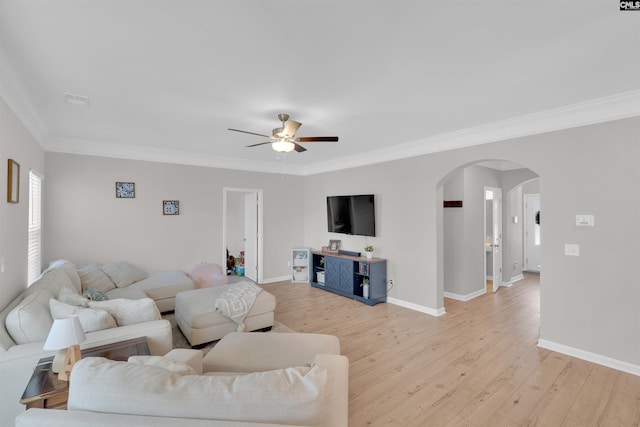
<box><xmin>214</xmin><ymin>281</ymin><xmax>263</xmax><ymax>331</ymax></box>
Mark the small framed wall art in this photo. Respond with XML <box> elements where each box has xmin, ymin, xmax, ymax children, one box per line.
<box><xmin>163</xmin><ymin>200</ymin><xmax>180</xmax><ymax>215</ymax></box>
<box><xmin>115</xmin><ymin>182</ymin><xmax>135</xmax><ymax>198</ymax></box>
<box><xmin>7</xmin><ymin>159</ymin><xmax>19</xmax><ymax>203</ymax></box>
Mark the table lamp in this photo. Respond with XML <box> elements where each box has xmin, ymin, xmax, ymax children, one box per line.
<box><xmin>43</xmin><ymin>316</ymin><xmax>86</xmax><ymax>381</ymax></box>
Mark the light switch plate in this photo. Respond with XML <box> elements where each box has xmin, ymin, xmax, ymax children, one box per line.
<box><xmin>576</xmin><ymin>215</ymin><xmax>594</xmax><ymax>226</ymax></box>
<box><xmin>564</xmin><ymin>244</ymin><xmax>580</xmax><ymax>256</ymax></box>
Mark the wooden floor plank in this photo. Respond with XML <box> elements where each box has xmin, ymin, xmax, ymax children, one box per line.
<box><xmin>262</xmin><ymin>274</ymin><xmax>638</xmax><ymax>426</ymax></box>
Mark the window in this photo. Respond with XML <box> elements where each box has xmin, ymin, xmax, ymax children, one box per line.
<box><xmin>27</xmin><ymin>171</ymin><xmax>43</xmax><ymax>285</ymax></box>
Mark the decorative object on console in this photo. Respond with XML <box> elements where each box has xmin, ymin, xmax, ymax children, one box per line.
<box><xmin>115</xmin><ymin>182</ymin><xmax>135</xmax><ymax>198</ymax></box>
<box><xmin>362</xmin><ymin>278</ymin><xmax>370</xmax><ymax>299</ymax></box>
<box><xmin>364</xmin><ymin>245</ymin><xmax>374</xmax><ymax>259</ymax></box>
<box><xmin>7</xmin><ymin>159</ymin><xmax>19</xmax><ymax>203</ymax></box>
<box><xmin>338</xmin><ymin>249</ymin><xmax>361</xmax><ymax>257</ymax></box>
<box><xmin>163</xmin><ymin>200</ymin><xmax>180</xmax><ymax>215</ymax></box>
<box><xmin>43</xmin><ymin>316</ymin><xmax>86</xmax><ymax>381</ymax></box>
<box><xmin>328</xmin><ymin>239</ymin><xmax>341</xmax><ymax>252</ymax></box>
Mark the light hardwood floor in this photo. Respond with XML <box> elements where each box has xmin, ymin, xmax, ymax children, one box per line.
<box><xmin>262</xmin><ymin>274</ymin><xmax>640</xmax><ymax>426</ymax></box>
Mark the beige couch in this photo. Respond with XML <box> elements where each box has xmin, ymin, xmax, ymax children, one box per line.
<box><xmin>15</xmin><ymin>334</ymin><xmax>349</xmax><ymax>427</ymax></box>
<box><xmin>0</xmin><ymin>260</ymin><xmax>175</xmax><ymax>426</ymax></box>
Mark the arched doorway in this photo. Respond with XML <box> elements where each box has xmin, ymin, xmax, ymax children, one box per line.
<box><xmin>436</xmin><ymin>159</ymin><xmax>540</xmax><ymax>310</ymax></box>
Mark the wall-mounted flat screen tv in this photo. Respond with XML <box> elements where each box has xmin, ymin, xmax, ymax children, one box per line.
<box><xmin>327</xmin><ymin>194</ymin><xmax>375</xmax><ymax>237</ymax></box>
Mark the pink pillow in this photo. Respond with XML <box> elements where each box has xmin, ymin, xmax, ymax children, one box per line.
<box><xmin>187</xmin><ymin>263</ymin><xmax>228</xmax><ymax>288</ymax></box>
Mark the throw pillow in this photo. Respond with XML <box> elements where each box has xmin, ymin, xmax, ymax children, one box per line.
<box><xmin>77</xmin><ymin>264</ymin><xmax>116</xmax><ymax>293</ymax></box>
<box><xmin>127</xmin><ymin>356</ymin><xmax>197</xmax><ymax>375</ymax></box>
<box><xmin>83</xmin><ymin>288</ymin><xmax>108</xmax><ymax>301</ymax></box>
<box><xmin>49</xmin><ymin>299</ymin><xmax>117</xmax><ymax>332</ymax></box>
<box><xmin>100</xmin><ymin>261</ymin><xmax>148</xmax><ymax>288</ymax></box>
<box><xmin>44</xmin><ymin>260</ymin><xmax>82</xmax><ymax>293</ymax></box>
<box><xmin>5</xmin><ymin>289</ymin><xmax>54</xmax><ymax>344</ymax></box>
<box><xmin>59</xmin><ymin>286</ymin><xmax>89</xmax><ymax>307</ymax></box>
<box><xmin>88</xmin><ymin>298</ymin><xmax>160</xmax><ymax>326</ymax></box>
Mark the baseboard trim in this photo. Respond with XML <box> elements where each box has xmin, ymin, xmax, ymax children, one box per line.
<box><xmin>261</xmin><ymin>275</ymin><xmax>291</xmax><ymax>284</ymax></box>
<box><xmin>510</xmin><ymin>274</ymin><xmax>525</xmax><ymax>283</ymax></box>
<box><xmin>444</xmin><ymin>288</ymin><xmax>486</xmax><ymax>302</ymax></box>
<box><xmin>387</xmin><ymin>297</ymin><xmax>446</xmax><ymax>317</ymax></box>
<box><xmin>538</xmin><ymin>339</ymin><xmax>640</xmax><ymax>377</ymax></box>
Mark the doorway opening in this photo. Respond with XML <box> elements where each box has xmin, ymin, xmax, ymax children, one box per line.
<box><xmin>438</xmin><ymin>160</ymin><xmax>540</xmax><ymax>312</ymax></box>
<box><xmin>524</xmin><ymin>193</ymin><xmax>541</xmax><ymax>273</ymax></box>
<box><xmin>484</xmin><ymin>186</ymin><xmax>503</xmax><ymax>294</ymax></box>
<box><xmin>222</xmin><ymin>188</ymin><xmax>264</xmax><ymax>283</ymax></box>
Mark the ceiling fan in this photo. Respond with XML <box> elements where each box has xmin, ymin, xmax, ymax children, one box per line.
<box><xmin>228</xmin><ymin>113</ymin><xmax>339</xmax><ymax>153</ymax></box>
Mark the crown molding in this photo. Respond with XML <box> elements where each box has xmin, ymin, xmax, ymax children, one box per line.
<box><xmin>0</xmin><ymin>59</ymin><xmax>47</xmax><ymax>144</ymax></box>
<box><xmin>302</xmin><ymin>90</ymin><xmax>640</xmax><ymax>176</ymax></box>
<box><xmin>45</xmin><ymin>137</ymin><xmax>307</xmax><ymax>175</ymax></box>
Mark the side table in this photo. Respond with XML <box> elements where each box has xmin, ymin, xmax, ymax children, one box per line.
<box><xmin>20</xmin><ymin>336</ymin><xmax>150</xmax><ymax>410</ymax></box>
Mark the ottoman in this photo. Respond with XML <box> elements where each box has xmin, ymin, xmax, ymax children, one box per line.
<box><xmin>203</xmin><ymin>331</ymin><xmax>341</xmax><ymax>373</ymax></box>
<box><xmin>175</xmin><ymin>284</ymin><xmax>276</xmax><ymax>346</ymax></box>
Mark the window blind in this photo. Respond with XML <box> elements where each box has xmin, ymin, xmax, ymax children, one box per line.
<box><xmin>27</xmin><ymin>171</ymin><xmax>42</xmax><ymax>286</ymax></box>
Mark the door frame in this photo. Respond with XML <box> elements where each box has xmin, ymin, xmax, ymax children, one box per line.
<box><xmin>484</xmin><ymin>186</ymin><xmax>503</xmax><ymax>293</ymax></box>
<box><xmin>222</xmin><ymin>187</ymin><xmax>264</xmax><ymax>283</ymax></box>
<box><xmin>523</xmin><ymin>193</ymin><xmax>541</xmax><ymax>272</ymax></box>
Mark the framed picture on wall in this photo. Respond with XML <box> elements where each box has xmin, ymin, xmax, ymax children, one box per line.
<box><xmin>7</xmin><ymin>159</ymin><xmax>19</xmax><ymax>203</ymax></box>
<box><xmin>163</xmin><ymin>200</ymin><xmax>180</xmax><ymax>215</ymax></box>
<box><xmin>116</xmin><ymin>182</ymin><xmax>135</xmax><ymax>198</ymax></box>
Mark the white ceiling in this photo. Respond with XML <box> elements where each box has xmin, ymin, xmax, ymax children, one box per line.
<box><xmin>1</xmin><ymin>1</ymin><xmax>639</xmax><ymax>175</ymax></box>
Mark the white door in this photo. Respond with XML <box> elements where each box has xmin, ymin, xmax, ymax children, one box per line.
<box><xmin>489</xmin><ymin>187</ymin><xmax>503</xmax><ymax>293</ymax></box>
<box><xmin>244</xmin><ymin>193</ymin><xmax>258</xmax><ymax>282</ymax></box>
<box><xmin>524</xmin><ymin>193</ymin><xmax>541</xmax><ymax>272</ymax></box>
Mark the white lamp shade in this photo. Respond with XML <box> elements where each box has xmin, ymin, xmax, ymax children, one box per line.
<box><xmin>43</xmin><ymin>316</ymin><xmax>86</xmax><ymax>350</ymax></box>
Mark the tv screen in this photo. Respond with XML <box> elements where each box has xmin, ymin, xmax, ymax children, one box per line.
<box><xmin>327</xmin><ymin>194</ymin><xmax>375</xmax><ymax>237</ymax></box>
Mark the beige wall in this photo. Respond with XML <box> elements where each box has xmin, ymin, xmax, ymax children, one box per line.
<box><xmin>0</xmin><ymin>97</ymin><xmax>46</xmax><ymax>309</ymax></box>
<box><xmin>43</xmin><ymin>153</ymin><xmax>305</xmax><ymax>280</ymax></box>
<box><xmin>304</xmin><ymin>117</ymin><xmax>640</xmax><ymax>367</ymax></box>
<box><xmin>2</xmin><ymin>92</ymin><xmax>639</xmax><ymax>371</ymax></box>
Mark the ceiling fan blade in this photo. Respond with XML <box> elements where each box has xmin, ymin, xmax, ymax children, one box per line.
<box><xmin>228</xmin><ymin>128</ymin><xmax>271</xmax><ymax>138</ymax></box>
<box><xmin>296</xmin><ymin>136</ymin><xmax>339</xmax><ymax>142</ymax></box>
<box><xmin>283</xmin><ymin>120</ymin><xmax>302</xmax><ymax>137</ymax></box>
<box><xmin>246</xmin><ymin>141</ymin><xmax>272</xmax><ymax>148</ymax></box>
<box><xmin>293</xmin><ymin>143</ymin><xmax>307</xmax><ymax>152</ymax></box>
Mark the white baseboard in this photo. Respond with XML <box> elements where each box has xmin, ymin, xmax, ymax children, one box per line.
<box><xmin>444</xmin><ymin>288</ymin><xmax>486</xmax><ymax>302</ymax></box>
<box><xmin>538</xmin><ymin>339</ymin><xmax>640</xmax><ymax>377</ymax></box>
<box><xmin>387</xmin><ymin>297</ymin><xmax>446</xmax><ymax>317</ymax></box>
<box><xmin>261</xmin><ymin>275</ymin><xmax>291</xmax><ymax>284</ymax></box>
<box><xmin>509</xmin><ymin>274</ymin><xmax>524</xmax><ymax>284</ymax></box>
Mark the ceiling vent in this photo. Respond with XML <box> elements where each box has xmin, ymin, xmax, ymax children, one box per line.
<box><xmin>64</xmin><ymin>93</ymin><xmax>90</xmax><ymax>106</ymax></box>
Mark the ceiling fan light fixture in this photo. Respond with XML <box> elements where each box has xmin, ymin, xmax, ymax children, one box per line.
<box><xmin>272</xmin><ymin>139</ymin><xmax>295</xmax><ymax>153</ymax></box>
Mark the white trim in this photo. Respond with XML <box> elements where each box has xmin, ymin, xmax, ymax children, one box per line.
<box><xmin>444</xmin><ymin>288</ymin><xmax>486</xmax><ymax>302</ymax></box>
<box><xmin>24</xmin><ymin>90</ymin><xmax>640</xmax><ymax>176</ymax></box>
<box><xmin>0</xmin><ymin>62</ymin><xmax>46</xmax><ymax>144</ymax></box>
<box><xmin>538</xmin><ymin>339</ymin><xmax>640</xmax><ymax>377</ymax></box>
<box><xmin>303</xmin><ymin>91</ymin><xmax>640</xmax><ymax>175</ymax></box>
<box><xmin>509</xmin><ymin>274</ymin><xmax>525</xmax><ymax>284</ymax></box>
<box><xmin>46</xmin><ymin>137</ymin><xmax>307</xmax><ymax>176</ymax></box>
<box><xmin>387</xmin><ymin>297</ymin><xmax>446</xmax><ymax>317</ymax></box>
<box><xmin>261</xmin><ymin>275</ymin><xmax>291</xmax><ymax>284</ymax></box>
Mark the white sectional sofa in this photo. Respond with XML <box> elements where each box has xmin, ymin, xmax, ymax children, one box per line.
<box><xmin>15</xmin><ymin>333</ymin><xmax>349</xmax><ymax>427</ymax></box>
<box><xmin>0</xmin><ymin>260</ymin><xmax>182</xmax><ymax>426</ymax></box>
